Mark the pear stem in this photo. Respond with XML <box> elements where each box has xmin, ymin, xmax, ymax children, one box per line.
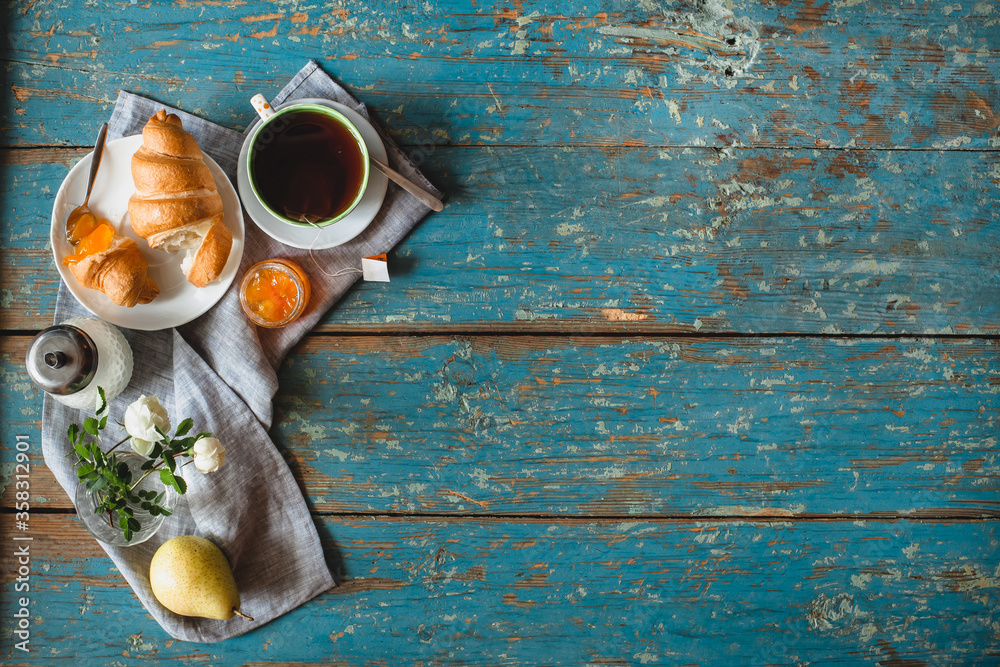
<box><xmin>232</xmin><ymin>608</ymin><xmax>253</xmax><ymax>621</ymax></box>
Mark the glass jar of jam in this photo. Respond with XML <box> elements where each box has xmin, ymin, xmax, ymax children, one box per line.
<box><xmin>239</xmin><ymin>258</ymin><xmax>311</xmax><ymax>328</ymax></box>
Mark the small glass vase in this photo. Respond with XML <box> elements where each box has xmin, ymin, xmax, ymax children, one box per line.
<box><xmin>74</xmin><ymin>451</ymin><xmax>179</xmax><ymax>547</ymax></box>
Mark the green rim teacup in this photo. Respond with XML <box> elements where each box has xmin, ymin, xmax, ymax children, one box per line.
<box><xmin>247</xmin><ymin>103</ymin><xmax>370</xmax><ymax>228</ymax></box>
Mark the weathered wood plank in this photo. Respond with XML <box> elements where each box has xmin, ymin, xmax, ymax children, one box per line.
<box><xmin>3</xmin><ymin>0</ymin><xmax>999</xmax><ymax>148</ymax></box>
<box><xmin>4</xmin><ymin>146</ymin><xmax>999</xmax><ymax>333</ymax></box>
<box><xmin>1</xmin><ymin>513</ymin><xmax>998</xmax><ymax>664</ymax></box>
<box><xmin>5</xmin><ymin>335</ymin><xmax>999</xmax><ymax>515</ymax></box>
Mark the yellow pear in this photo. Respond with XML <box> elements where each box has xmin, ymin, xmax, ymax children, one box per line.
<box><xmin>149</xmin><ymin>535</ymin><xmax>251</xmax><ymax>621</ymax></box>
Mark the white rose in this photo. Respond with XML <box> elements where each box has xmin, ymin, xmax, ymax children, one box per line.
<box><xmin>124</xmin><ymin>395</ymin><xmax>170</xmax><ymax>456</ymax></box>
<box><xmin>192</xmin><ymin>437</ymin><xmax>226</xmax><ymax>474</ymax></box>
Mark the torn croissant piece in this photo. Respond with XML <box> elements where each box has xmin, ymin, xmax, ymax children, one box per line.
<box><xmin>128</xmin><ymin>109</ymin><xmax>231</xmax><ymax>286</ymax></box>
<box><xmin>63</xmin><ymin>223</ymin><xmax>159</xmax><ymax>307</ymax></box>
<box><xmin>182</xmin><ymin>218</ymin><xmax>233</xmax><ymax>288</ymax></box>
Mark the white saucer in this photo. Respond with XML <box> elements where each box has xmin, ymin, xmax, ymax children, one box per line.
<box><xmin>51</xmin><ymin>135</ymin><xmax>245</xmax><ymax>331</ymax></box>
<box><xmin>237</xmin><ymin>99</ymin><xmax>389</xmax><ymax>249</ymax></box>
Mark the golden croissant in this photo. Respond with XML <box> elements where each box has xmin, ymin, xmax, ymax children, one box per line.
<box><xmin>63</xmin><ymin>223</ymin><xmax>159</xmax><ymax>307</ymax></box>
<box><xmin>129</xmin><ymin>110</ymin><xmax>232</xmax><ymax>287</ymax></box>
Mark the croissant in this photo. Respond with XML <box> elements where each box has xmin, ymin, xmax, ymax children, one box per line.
<box><xmin>64</xmin><ymin>228</ymin><xmax>160</xmax><ymax>307</ymax></box>
<box><xmin>128</xmin><ymin>110</ymin><xmax>232</xmax><ymax>286</ymax></box>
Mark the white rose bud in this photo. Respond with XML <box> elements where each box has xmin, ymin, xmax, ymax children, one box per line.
<box><xmin>124</xmin><ymin>395</ymin><xmax>171</xmax><ymax>457</ymax></box>
<box><xmin>192</xmin><ymin>437</ymin><xmax>225</xmax><ymax>474</ymax></box>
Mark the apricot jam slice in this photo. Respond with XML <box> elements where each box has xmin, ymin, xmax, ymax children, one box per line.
<box><xmin>64</xmin><ymin>222</ymin><xmax>114</xmax><ymax>267</ymax></box>
<box><xmin>67</xmin><ymin>211</ymin><xmax>100</xmax><ymax>245</ymax></box>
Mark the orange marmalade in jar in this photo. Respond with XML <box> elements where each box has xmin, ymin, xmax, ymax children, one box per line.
<box><xmin>239</xmin><ymin>259</ymin><xmax>311</xmax><ymax>328</ymax></box>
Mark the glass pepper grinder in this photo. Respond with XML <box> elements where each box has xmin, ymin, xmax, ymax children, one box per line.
<box><xmin>25</xmin><ymin>317</ymin><xmax>133</xmax><ymax>410</ymax></box>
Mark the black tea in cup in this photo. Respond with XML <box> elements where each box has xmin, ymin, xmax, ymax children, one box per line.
<box><xmin>250</xmin><ymin>109</ymin><xmax>367</xmax><ymax>224</ymax></box>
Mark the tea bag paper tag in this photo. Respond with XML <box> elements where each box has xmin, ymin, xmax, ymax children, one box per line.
<box><xmin>362</xmin><ymin>254</ymin><xmax>390</xmax><ymax>282</ymax></box>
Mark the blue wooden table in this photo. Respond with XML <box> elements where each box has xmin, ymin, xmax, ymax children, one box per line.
<box><xmin>2</xmin><ymin>1</ymin><xmax>999</xmax><ymax>663</ymax></box>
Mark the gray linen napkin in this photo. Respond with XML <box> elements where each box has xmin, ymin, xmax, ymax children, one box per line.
<box><xmin>40</xmin><ymin>60</ymin><xmax>440</xmax><ymax>642</ymax></box>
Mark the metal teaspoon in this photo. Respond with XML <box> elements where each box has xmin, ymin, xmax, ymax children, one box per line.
<box><xmin>66</xmin><ymin>122</ymin><xmax>109</xmax><ymax>243</ymax></box>
<box><xmin>369</xmin><ymin>156</ymin><xmax>444</xmax><ymax>212</ymax></box>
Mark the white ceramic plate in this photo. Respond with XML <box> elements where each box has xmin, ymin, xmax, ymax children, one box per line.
<box><xmin>237</xmin><ymin>99</ymin><xmax>388</xmax><ymax>250</ymax></box>
<box><xmin>51</xmin><ymin>135</ymin><xmax>245</xmax><ymax>331</ymax></box>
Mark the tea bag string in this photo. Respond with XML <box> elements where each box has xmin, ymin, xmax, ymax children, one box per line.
<box><xmin>300</xmin><ymin>217</ymin><xmax>363</xmax><ymax>279</ymax></box>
